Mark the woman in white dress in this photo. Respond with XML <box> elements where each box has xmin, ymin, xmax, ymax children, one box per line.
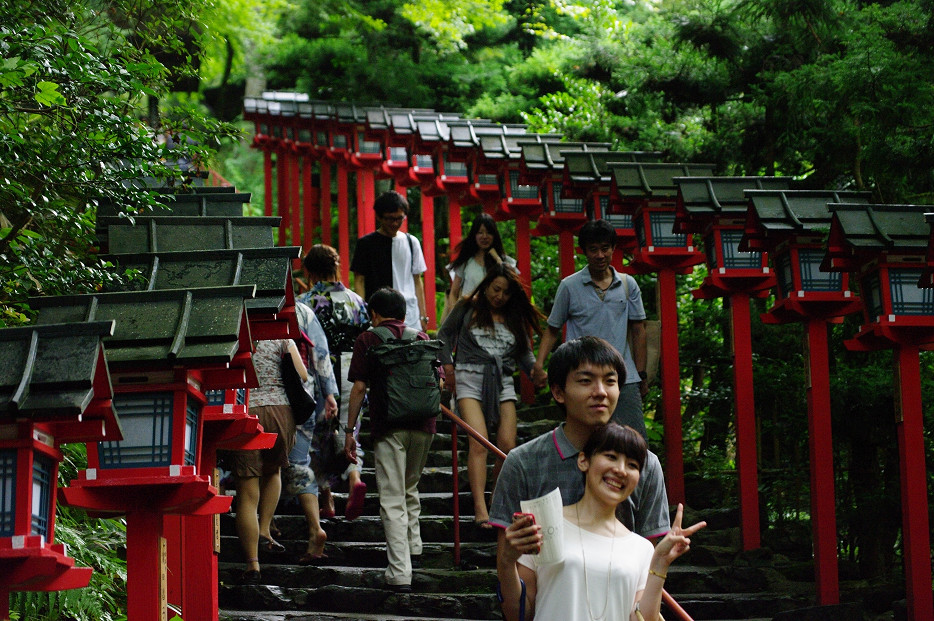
<box><xmin>499</xmin><ymin>423</ymin><xmax>706</xmax><ymax>621</ymax></box>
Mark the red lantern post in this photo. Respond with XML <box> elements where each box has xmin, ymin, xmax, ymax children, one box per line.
<box><xmin>823</xmin><ymin>203</ymin><xmax>934</xmax><ymax>621</ymax></box>
<box><xmin>0</xmin><ymin>321</ymin><xmax>118</xmax><ymax>621</ymax></box>
<box><xmin>673</xmin><ymin>176</ymin><xmax>792</xmax><ymax>550</ymax></box>
<box><xmin>742</xmin><ymin>188</ymin><xmax>870</xmax><ymax>605</ymax></box>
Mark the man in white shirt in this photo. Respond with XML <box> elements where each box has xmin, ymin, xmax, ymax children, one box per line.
<box><xmin>350</xmin><ymin>191</ymin><xmax>429</xmax><ymax>331</ymax></box>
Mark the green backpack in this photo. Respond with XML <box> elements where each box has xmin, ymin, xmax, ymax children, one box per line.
<box><xmin>367</xmin><ymin>326</ymin><xmax>443</xmax><ymax>427</ymax></box>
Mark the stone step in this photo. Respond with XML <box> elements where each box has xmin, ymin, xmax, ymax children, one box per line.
<box><xmin>220</xmin><ymin>612</ymin><xmax>498</xmax><ymax>621</ymax></box>
<box><xmin>222</xmin><ymin>514</ymin><xmax>501</xmax><ymax>545</ymax></box>
<box><xmin>219</xmin><ymin>582</ymin><xmax>503</xmax><ymax>620</ymax></box>
<box><xmin>219</xmin><ymin>539</ymin><xmax>498</xmax><ymax>570</ymax></box>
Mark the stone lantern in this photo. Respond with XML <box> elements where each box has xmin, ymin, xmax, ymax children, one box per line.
<box><xmin>673</xmin><ymin>175</ymin><xmax>791</xmax><ymax>550</ymax></box>
<box><xmin>31</xmin><ymin>285</ymin><xmax>257</xmax><ymax>621</ymax></box>
<box><xmin>0</xmin><ymin>321</ymin><xmax>117</xmax><ymax>619</ymax></box>
<box><xmin>821</xmin><ymin>203</ymin><xmax>933</xmax><ymax>621</ymax></box>
<box><xmin>742</xmin><ymin>188</ymin><xmax>869</xmax><ymax>605</ymax></box>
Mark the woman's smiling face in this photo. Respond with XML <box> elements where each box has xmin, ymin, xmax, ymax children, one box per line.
<box><xmin>578</xmin><ymin>449</ymin><xmax>640</xmax><ymax>504</ymax></box>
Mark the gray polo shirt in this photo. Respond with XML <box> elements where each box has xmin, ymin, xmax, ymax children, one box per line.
<box><xmin>547</xmin><ymin>267</ymin><xmax>646</xmax><ymax>385</ymax></box>
<box><xmin>489</xmin><ymin>424</ymin><xmax>671</xmax><ymax>539</ymax></box>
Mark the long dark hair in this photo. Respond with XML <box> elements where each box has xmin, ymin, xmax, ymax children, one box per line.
<box><xmin>450</xmin><ymin>213</ymin><xmax>506</xmax><ymax>271</ymax></box>
<box><xmin>461</xmin><ymin>264</ymin><xmax>543</xmax><ymax>353</ymax></box>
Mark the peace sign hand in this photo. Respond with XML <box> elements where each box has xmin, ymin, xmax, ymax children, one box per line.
<box><xmin>653</xmin><ymin>503</ymin><xmax>706</xmax><ymax>567</ymax></box>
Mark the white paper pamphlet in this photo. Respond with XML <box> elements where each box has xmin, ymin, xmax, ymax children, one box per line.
<box><xmin>520</xmin><ymin>487</ymin><xmax>564</xmax><ymax>566</ymax></box>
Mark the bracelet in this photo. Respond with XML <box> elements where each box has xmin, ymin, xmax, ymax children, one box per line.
<box><xmin>420</xmin><ymin>315</ymin><xmax>429</xmax><ymax>322</ymax></box>
<box><xmin>648</xmin><ymin>568</ymin><xmax>667</xmax><ymax>580</ymax></box>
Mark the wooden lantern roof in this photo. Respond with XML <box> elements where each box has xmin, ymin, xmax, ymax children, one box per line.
<box><xmin>918</xmin><ymin>213</ymin><xmax>934</xmax><ymax>288</ymax></box>
<box><xmin>99</xmin><ymin>247</ymin><xmax>299</xmax><ymax>320</ymax></box>
<box><xmin>609</xmin><ymin>161</ymin><xmax>717</xmax><ymax>202</ymax></box>
<box><xmin>823</xmin><ymin>203</ymin><xmax>930</xmax><ymax>272</ymax></box>
<box><xmin>673</xmin><ymin>176</ymin><xmax>794</xmax><ymax>234</ymax></box>
<box><xmin>446</xmin><ymin>119</ymin><xmax>505</xmax><ymax>155</ymax></box>
<box><xmin>30</xmin><ymin>286</ymin><xmax>257</xmax><ymax>392</ymax></box>
<box><xmin>519</xmin><ymin>141</ymin><xmax>610</xmax><ymax>173</ymax></box>
<box><xmin>742</xmin><ymin>189</ymin><xmax>872</xmax><ymax>251</ymax></box>
<box><xmin>562</xmin><ymin>150</ymin><xmax>664</xmax><ymax>188</ymax></box>
<box><xmin>0</xmin><ymin>321</ymin><xmax>118</xmax><ymax>442</ymax></box>
<box><xmin>98</xmin><ymin>215</ymin><xmax>279</xmax><ymax>255</ymax></box>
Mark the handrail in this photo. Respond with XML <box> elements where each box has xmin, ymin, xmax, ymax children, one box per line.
<box><xmin>439</xmin><ymin>404</ymin><xmax>693</xmax><ymax>621</ymax></box>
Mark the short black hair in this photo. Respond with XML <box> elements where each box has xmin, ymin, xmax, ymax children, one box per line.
<box><xmin>368</xmin><ymin>287</ymin><xmax>406</xmax><ymax>321</ymax></box>
<box><xmin>373</xmin><ymin>190</ymin><xmax>409</xmax><ymax>217</ymax></box>
<box><xmin>548</xmin><ymin>336</ymin><xmax>626</xmax><ymax>390</ymax></box>
<box><xmin>581</xmin><ymin>422</ymin><xmax>647</xmax><ymax>472</ymax></box>
<box><xmin>578</xmin><ymin>219</ymin><xmax>617</xmax><ymax>250</ymax></box>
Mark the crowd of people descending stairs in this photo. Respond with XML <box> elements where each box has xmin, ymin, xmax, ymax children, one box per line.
<box><xmin>222</xmin><ymin>190</ymin><xmax>696</xmax><ymax>620</ymax></box>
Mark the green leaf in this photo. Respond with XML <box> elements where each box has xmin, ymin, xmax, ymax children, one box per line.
<box><xmin>34</xmin><ymin>81</ymin><xmax>66</xmax><ymax>106</ymax></box>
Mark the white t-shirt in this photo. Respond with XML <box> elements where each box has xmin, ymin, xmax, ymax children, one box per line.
<box><xmin>453</xmin><ymin>254</ymin><xmax>518</xmax><ymax>298</ymax></box>
<box><xmin>518</xmin><ymin>519</ymin><xmax>654</xmax><ymax>621</ymax></box>
<box><xmin>390</xmin><ymin>232</ymin><xmax>428</xmax><ymax>329</ymax></box>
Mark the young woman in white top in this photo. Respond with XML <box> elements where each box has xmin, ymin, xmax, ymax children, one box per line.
<box><xmin>447</xmin><ymin>213</ymin><xmax>517</xmax><ymax>303</ymax></box>
<box><xmin>499</xmin><ymin>423</ymin><xmax>706</xmax><ymax>621</ymax></box>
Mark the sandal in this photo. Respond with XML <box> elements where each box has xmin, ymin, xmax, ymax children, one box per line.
<box><xmin>269</xmin><ymin>518</ymin><xmax>281</xmax><ymax>539</ymax></box>
<box><xmin>259</xmin><ymin>535</ymin><xmax>286</xmax><ymax>554</ymax></box>
<box><xmin>242</xmin><ymin>557</ymin><xmax>261</xmax><ymax>582</ymax></box>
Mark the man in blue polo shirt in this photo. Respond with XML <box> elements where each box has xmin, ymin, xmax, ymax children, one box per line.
<box><xmin>531</xmin><ymin>218</ymin><xmax>649</xmax><ymax>439</ymax></box>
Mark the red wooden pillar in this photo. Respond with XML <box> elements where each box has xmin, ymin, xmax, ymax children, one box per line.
<box><xmin>804</xmin><ymin>319</ymin><xmax>840</xmax><ymax>605</ymax></box>
<box><xmin>356</xmin><ymin>171</ymin><xmax>367</xmax><ymax>238</ymax></box>
<box><xmin>302</xmin><ymin>155</ymin><xmax>318</xmax><ymax>251</ymax></box>
<box><xmin>164</xmin><ymin>514</ymin><xmax>182</xmax><ymax>616</ymax></box>
<box><xmin>728</xmin><ymin>292</ymin><xmax>761</xmax><ymax>550</ymax></box>
<box><xmin>515</xmin><ymin>214</ymin><xmax>532</xmax><ymax>295</ymax></box>
<box><xmin>559</xmin><ymin>230</ymin><xmax>577</xmax><ymax>277</ymax></box>
<box><xmin>657</xmin><ymin>269</ymin><xmax>685</xmax><ymax>504</ymax></box>
<box><xmin>448</xmin><ymin>195</ymin><xmax>463</xmax><ymax>252</ymax></box>
<box><xmin>263</xmin><ymin>150</ymin><xmax>273</xmax><ymax>218</ymax></box>
<box><xmin>515</xmin><ymin>213</ymin><xmax>535</xmax><ymax>403</ymax></box>
<box><xmin>125</xmin><ymin>511</ymin><xmax>167</xmax><ymax>621</ymax></box>
<box><xmin>290</xmin><ymin>151</ymin><xmax>302</xmax><ymax>249</ymax></box>
<box><xmin>320</xmin><ymin>162</ymin><xmax>333</xmax><ymax>249</ymax></box>
<box><xmin>357</xmin><ymin>169</ymin><xmax>376</xmax><ymax>237</ymax></box>
<box><xmin>276</xmin><ymin>149</ymin><xmax>290</xmax><ymax>245</ymax></box>
<box><xmin>179</xmin><ymin>516</ymin><xmax>217</xmax><ymax>621</ymax></box>
<box><xmin>894</xmin><ymin>345</ymin><xmax>934</xmax><ymax>621</ymax></box>
<box><xmin>421</xmin><ymin>192</ymin><xmax>437</xmax><ymax>329</ymax></box>
<box><xmin>336</xmin><ymin>161</ymin><xmax>351</xmax><ymax>284</ymax></box>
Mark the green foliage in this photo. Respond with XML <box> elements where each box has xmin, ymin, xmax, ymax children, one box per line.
<box><xmin>0</xmin><ymin>0</ymin><xmax>240</xmax><ymax>325</ymax></box>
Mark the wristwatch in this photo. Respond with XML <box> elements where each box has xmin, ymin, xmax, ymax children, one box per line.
<box><xmin>638</xmin><ymin>370</ymin><xmax>648</xmax><ymax>381</ymax></box>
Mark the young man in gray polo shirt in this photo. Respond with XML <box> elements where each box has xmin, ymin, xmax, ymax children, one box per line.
<box><xmin>531</xmin><ymin>219</ymin><xmax>649</xmax><ymax>439</ymax></box>
<box><xmin>491</xmin><ymin>337</ymin><xmax>670</xmax><ymax>575</ymax></box>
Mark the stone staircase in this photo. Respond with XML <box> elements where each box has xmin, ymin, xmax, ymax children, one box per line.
<box><xmin>216</xmin><ymin>404</ymin><xmax>891</xmax><ymax>621</ymax></box>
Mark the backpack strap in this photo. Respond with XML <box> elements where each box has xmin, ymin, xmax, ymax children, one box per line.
<box><xmin>406</xmin><ymin>233</ymin><xmax>415</xmax><ymax>274</ymax></box>
<box><xmin>369</xmin><ymin>325</ymin><xmax>418</xmax><ymax>343</ymax></box>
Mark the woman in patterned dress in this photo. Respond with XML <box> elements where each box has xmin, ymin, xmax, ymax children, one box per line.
<box><xmin>438</xmin><ymin>264</ymin><xmax>543</xmax><ymax>526</ymax></box>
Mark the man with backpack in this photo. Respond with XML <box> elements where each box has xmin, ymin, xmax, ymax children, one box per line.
<box><xmin>344</xmin><ymin>287</ymin><xmax>442</xmax><ymax>592</ymax></box>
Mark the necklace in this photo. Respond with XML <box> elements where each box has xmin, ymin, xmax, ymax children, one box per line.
<box><xmin>575</xmin><ymin>503</ymin><xmax>616</xmax><ymax>621</ymax></box>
